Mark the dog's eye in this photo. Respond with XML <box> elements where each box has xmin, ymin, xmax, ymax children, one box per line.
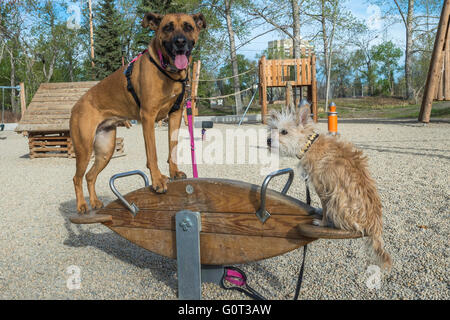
<box><xmin>280</xmin><ymin>129</ymin><xmax>288</xmax><ymax>135</ymax></box>
<box><xmin>184</xmin><ymin>23</ymin><xmax>194</xmax><ymax>32</ymax></box>
<box><xmin>163</xmin><ymin>24</ymin><xmax>174</xmax><ymax>32</ymax></box>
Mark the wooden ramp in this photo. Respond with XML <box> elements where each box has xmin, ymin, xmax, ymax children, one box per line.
<box><xmin>15</xmin><ymin>82</ymin><xmax>125</xmax><ymax>159</ymax></box>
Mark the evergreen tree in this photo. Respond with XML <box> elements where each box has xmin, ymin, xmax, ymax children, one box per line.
<box><xmin>93</xmin><ymin>0</ymin><xmax>125</xmax><ymax>79</ymax></box>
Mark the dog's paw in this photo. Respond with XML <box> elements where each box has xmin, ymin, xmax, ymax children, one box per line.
<box><xmin>171</xmin><ymin>171</ymin><xmax>187</xmax><ymax>180</ymax></box>
<box><xmin>90</xmin><ymin>199</ymin><xmax>104</xmax><ymax>210</ymax></box>
<box><xmin>151</xmin><ymin>175</ymin><xmax>169</xmax><ymax>194</ymax></box>
<box><xmin>312</xmin><ymin>219</ymin><xmax>326</xmax><ymax>227</ymax></box>
<box><xmin>77</xmin><ymin>202</ymin><xmax>89</xmax><ymax>214</ymax></box>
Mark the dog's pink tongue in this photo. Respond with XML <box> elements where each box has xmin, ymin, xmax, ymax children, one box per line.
<box><xmin>174</xmin><ymin>54</ymin><xmax>188</xmax><ymax>70</ymax></box>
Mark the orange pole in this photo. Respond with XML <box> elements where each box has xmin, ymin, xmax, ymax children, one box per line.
<box><xmin>328</xmin><ymin>102</ymin><xmax>338</xmax><ymax>135</ymax></box>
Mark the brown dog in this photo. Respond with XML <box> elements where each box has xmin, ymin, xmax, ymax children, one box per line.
<box><xmin>70</xmin><ymin>13</ymin><xmax>206</xmax><ymax>213</ymax></box>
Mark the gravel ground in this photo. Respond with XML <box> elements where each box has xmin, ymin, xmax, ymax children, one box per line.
<box><xmin>0</xmin><ymin>118</ymin><xmax>448</xmax><ymax>300</ymax></box>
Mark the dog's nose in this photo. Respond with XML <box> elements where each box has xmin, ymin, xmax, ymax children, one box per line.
<box><xmin>267</xmin><ymin>138</ymin><xmax>272</xmax><ymax>147</ymax></box>
<box><xmin>174</xmin><ymin>37</ymin><xmax>187</xmax><ymax>48</ymax></box>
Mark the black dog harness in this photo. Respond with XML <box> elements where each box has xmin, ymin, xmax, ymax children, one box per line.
<box><xmin>124</xmin><ymin>49</ymin><xmax>189</xmax><ymax>114</ymax></box>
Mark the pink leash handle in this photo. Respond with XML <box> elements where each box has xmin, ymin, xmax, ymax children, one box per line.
<box><xmin>186</xmin><ymin>100</ymin><xmax>198</xmax><ymax>178</ymax></box>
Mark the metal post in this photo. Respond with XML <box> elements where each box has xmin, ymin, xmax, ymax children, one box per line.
<box><xmin>176</xmin><ymin>210</ymin><xmax>202</xmax><ymax>300</ymax></box>
<box><xmin>2</xmin><ymin>88</ymin><xmax>4</xmax><ymax>124</ymax></box>
<box><xmin>238</xmin><ymin>85</ymin><xmax>258</xmax><ymax>126</ymax></box>
<box><xmin>175</xmin><ymin>210</ymin><xmax>224</xmax><ymax>300</ymax></box>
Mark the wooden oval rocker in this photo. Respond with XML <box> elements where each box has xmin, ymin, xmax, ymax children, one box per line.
<box><xmin>70</xmin><ymin>169</ymin><xmax>363</xmax><ymax>265</ymax></box>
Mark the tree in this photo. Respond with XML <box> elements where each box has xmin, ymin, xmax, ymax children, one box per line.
<box><xmin>305</xmin><ymin>0</ymin><xmax>357</xmax><ymax>110</ymax></box>
<box><xmin>202</xmin><ymin>0</ymin><xmax>255</xmax><ymax>115</ymax></box>
<box><xmin>371</xmin><ymin>0</ymin><xmax>442</xmax><ymax>100</ymax></box>
<box><xmin>372</xmin><ymin>40</ymin><xmax>402</xmax><ymax>95</ymax></box>
<box><xmin>249</xmin><ymin>1</ymin><xmax>307</xmax><ymax>59</ymax></box>
<box><xmin>93</xmin><ymin>0</ymin><xmax>125</xmax><ymax>79</ymax></box>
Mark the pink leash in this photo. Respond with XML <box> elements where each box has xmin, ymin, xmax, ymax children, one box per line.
<box><xmin>186</xmin><ymin>100</ymin><xmax>198</xmax><ymax>178</ymax></box>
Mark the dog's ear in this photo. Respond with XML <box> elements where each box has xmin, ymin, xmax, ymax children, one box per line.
<box><xmin>142</xmin><ymin>12</ymin><xmax>163</xmax><ymax>31</ymax></box>
<box><xmin>192</xmin><ymin>13</ymin><xmax>207</xmax><ymax>30</ymax></box>
<box><xmin>296</xmin><ymin>105</ymin><xmax>311</xmax><ymax>126</ymax></box>
<box><xmin>267</xmin><ymin>109</ymin><xmax>279</xmax><ymax>124</ymax></box>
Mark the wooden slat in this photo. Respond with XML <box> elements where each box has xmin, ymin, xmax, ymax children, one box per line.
<box><xmin>297</xmin><ymin>224</ymin><xmax>362</xmax><ymax>239</ymax></box>
<box><xmin>36</xmin><ymin>88</ymin><xmax>93</xmax><ymax>95</ymax></box>
<box><xmin>100</xmin><ymin>208</ymin><xmax>313</xmax><ymax>240</ymax></box>
<box><xmin>27</xmin><ymin>101</ymin><xmax>76</xmax><ymax>109</ymax></box>
<box><xmin>19</xmin><ymin>119</ymin><xmax>68</xmax><ymax>125</ymax></box>
<box><xmin>30</xmin><ymin>142</ymin><xmax>70</xmax><ymax>148</ymax></box>
<box><xmin>17</xmin><ymin>123</ymin><xmax>70</xmax><ymax>132</ymax></box>
<box><xmin>38</xmin><ymin>81</ymin><xmax>98</xmax><ymax>90</ymax></box>
<box><xmin>30</xmin><ymin>153</ymin><xmax>68</xmax><ymax>158</ymax></box>
<box><xmin>31</xmin><ymin>96</ymin><xmax>83</xmax><ymax>103</ymax></box>
<box><xmin>31</xmin><ymin>147</ymin><xmax>69</xmax><ymax>152</ymax></box>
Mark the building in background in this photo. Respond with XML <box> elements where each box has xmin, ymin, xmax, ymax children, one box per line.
<box><xmin>268</xmin><ymin>38</ymin><xmax>314</xmax><ymax>59</ymax></box>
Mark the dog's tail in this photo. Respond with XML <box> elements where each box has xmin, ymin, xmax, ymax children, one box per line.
<box><xmin>367</xmin><ymin>234</ymin><xmax>392</xmax><ymax>271</ymax></box>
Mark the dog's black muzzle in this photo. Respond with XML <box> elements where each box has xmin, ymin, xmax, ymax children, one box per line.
<box><xmin>164</xmin><ymin>35</ymin><xmax>194</xmax><ymax>58</ymax></box>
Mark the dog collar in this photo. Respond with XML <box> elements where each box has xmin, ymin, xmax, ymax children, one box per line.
<box><xmin>296</xmin><ymin>133</ymin><xmax>319</xmax><ymax>159</ymax></box>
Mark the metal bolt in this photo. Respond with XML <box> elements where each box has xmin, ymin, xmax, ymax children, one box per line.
<box><xmin>186</xmin><ymin>184</ymin><xmax>194</xmax><ymax>195</ymax></box>
<box><xmin>179</xmin><ymin>218</ymin><xmax>192</xmax><ymax>231</ymax></box>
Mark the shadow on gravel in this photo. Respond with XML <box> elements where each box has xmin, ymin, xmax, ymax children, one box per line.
<box><xmin>58</xmin><ymin>198</ymin><xmax>178</xmax><ymax>294</ymax></box>
<box><xmin>355</xmin><ymin>144</ymin><xmax>450</xmax><ymax>160</ymax></box>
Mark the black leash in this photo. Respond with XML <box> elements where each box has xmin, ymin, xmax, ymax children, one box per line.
<box><xmin>220</xmin><ymin>183</ymin><xmax>311</xmax><ymax>300</ymax></box>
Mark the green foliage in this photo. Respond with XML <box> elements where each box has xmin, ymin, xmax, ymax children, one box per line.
<box><xmin>372</xmin><ymin>41</ymin><xmax>402</xmax><ymax>95</ymax></box>
<box><xmin>93</xmin><ymin>0</ymin><xmax>126</xmax><ymax>80</ymax></box>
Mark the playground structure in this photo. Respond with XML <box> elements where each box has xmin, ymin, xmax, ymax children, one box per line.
<box><xmin>420</xmin><ymin>0</ymin><xmax>450</xmax><ymax>122</ymax></box>
<box><xmin>70</xmin><ymin>168</ymin><xmax>362</xmax><ymax>299</ymax></box>
<box><xmin>15</xmin><ymin>82</ymin><xmax>124</xmax><ymax>159</ymax></box>
<box><xmin>259</xmin><ymin>53</ymin><xmax>318</xmax><ymax>124</ymax></box>
<box><xmin>188</xmin><ymin>52</ymin><xmax>318</xmax><ymax>125</ymax></box>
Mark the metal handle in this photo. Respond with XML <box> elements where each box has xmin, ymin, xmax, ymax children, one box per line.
<box><xmin>109</xmin><ymin>170</ymin><xmax>150</xmax><ymax>217</ymax></box>
<box><xmin>256</xmin><ymin>168</ymin><xmax>294</xmax><ymax>223</ymax></box>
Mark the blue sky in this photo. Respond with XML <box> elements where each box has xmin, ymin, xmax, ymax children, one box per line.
<box><xmin>237</xmin><ymin>0</ymin><xmax>407</xmax><ymax>61</ymax></box>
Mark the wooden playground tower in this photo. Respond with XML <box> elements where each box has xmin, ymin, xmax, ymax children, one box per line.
<box><xmin>259</xmin><ymin>52</ymin><xmax>318</xmax><ymax>124</ymax></box>
<box><xmin>420</xmin><ymin>0</ymin><xmax>450</xmax><ymax>122</ymax></box>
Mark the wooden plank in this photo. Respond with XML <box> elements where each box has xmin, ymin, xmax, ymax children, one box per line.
<box><xmin>26</xmin><ymin>110</ymin><xmax>71</xmax><ymax>116</ymax></box>
<box><xmin>16</xmin><ymin>123</ymin><xmax>70</xmax><ymax>132</ymax></box>
<box><xmin>19</xmin><ymin>119</ymin><xmax>68</xmax><ymax>125</ymax></box>
<box><xmin>27</xmin><ymin>101</ymin><xmax>76</xmax><ymax>109</ymax></box>
<box><xmin>109</xmin><ymin>226</ymin><xmax>310</xmax><ymax>265</ymax></box>
<box><xmin>31</xmin><ymin>147</ymin><xmax>69</xmax><ymax>152</ymax></box>
<box><xmin>445</xmin><ymin>42</ymin><xmax>450</xmax><ymax>99</ymax></box>
<box><xmin>38</xmin><ymin>81</ymin><xmax>98</xmax><ymax>90</ymax></box>
<box><xmin>31</xmin><ymin>96</ymin><xmax>83</xmax><ymax>103</ymax></box>
<box><xmin>22</xmin><ymin>114</ymin><xmax>71</xmax><ymax>120</ymax></box>
<box><xmin>190</xmin><ymin>60</ymin><xmax>201</xmax><ymax>117</ymax></box>
<box><xmin>20</xmin><ymin>82</ymin><xmax>26</xmax><ymax>118</ymax></box>
<box><xmin>99</xmin><ymin>208</ymin><xmax>313</xmax><ymax>240</ymax></box>
<box><xmin>30</xmin><ymin>141</ymin><xmax>70</xmax><ymax>147</ymax></box>
<box><xmin>260</xmin><ymin>56</ymin><xmax>268</xmax><ymax>124</ymax></box>
<box><xmin>301</xmin><ymin>58</ymin><xmax>307</xmax><ymax>85</ymax></box>
<box><xmin>36</xmin><ymin>88</ymin><xmax>93</xmax><ymax>95</ymax></box>
<box><xmin>296</xmin><ymin>59</ymin><xmax>301</xmax><ymax>85</ymax></box>
<box><xmin>297</xmin><ymin>224</ymin><xmax>362</xmax><ymax>239</ymax></box>
<box><xmin>311</xmin><ymin>54</ymin><xmax>318</xmax><ymax>123</ymax></box>
<box><xmin>30</xmin><ymin>153</ymin><xmax>68</xmax><ymax>158</ymax></box>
